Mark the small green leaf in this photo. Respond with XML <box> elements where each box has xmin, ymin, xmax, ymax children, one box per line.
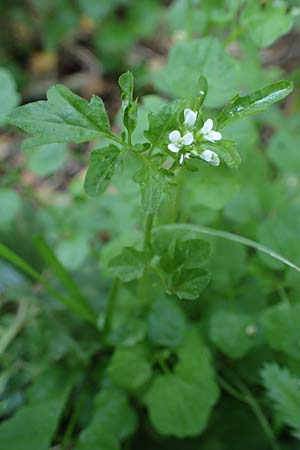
<box><xmin>84</xmin><ymin>145</ymin><xmax>120</xmax><ymax>196</ymax></box>
<box><xmin>144</xmin><ymin>99</ymin><xmax>183</xmax><ymax>150</ymax></box>
<box><xmin>8</xmin><ymin>84</ymin><xmax>110</xmax><ymax>144</ymax></box>
<box><xmin>209</xmin><ymin>310</ymin><xmax>259</xmax><ymax>358</ymax></box>
<box><xmin>119</xmin><ymin>71</ymin><xmax>137</xmax><ymax>139</ymax></box>
<box><xmin>119</xmin><ymin>71</ymin><xmax>134</xmax><ymax>103</ymax></box>
<box><xmin>0</xmin><ymin>68</ymin><xmax>20</xmax><ymax>125</ymax></box>
<box><xmin>217</xmin><ymin>81</ymin><xmax>293</xmax><ymax>129</ymax></box>
<box><xmin>261</xmin><ymin>363</ymin><xmax>300</xmax><ymax>438</ymax></box>
<box><xmin>262</xmin><ymin>302</ymin><xmax>300</xmax><ymax>359</ymax></box>
<box><xmin>108</xmin><ymin>345</ymin><xmax>152</xmax><ymax>390</ymax></box>
<box><xmin>147</xmin><ymin>297</ymin><xmax>186</xmax><ymax>348</ymax></box>
<box><xmin>144</xmin><ymin>330</ymin><xmax>219</xmax><ymax>437</ymax></box>
<box><xmin>108</xmin><ymin>247</ymin><xmax>146</xmax><ymax>282</ymax></box>
<box><xmin>171</xmin><ymin>268</ymin><xmax>210</xmax><ymax>300</ymax></box>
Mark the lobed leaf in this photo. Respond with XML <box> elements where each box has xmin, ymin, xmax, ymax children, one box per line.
<box><xmin>8</xmin><ymin>84</ymin><xmax>110</xmax><ymax>144</ymax></box>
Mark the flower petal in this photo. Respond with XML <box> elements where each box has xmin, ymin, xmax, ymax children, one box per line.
<box><xmin>200</xmin><ymin>149</ymin><xmax>220</xmax><ymax>166</ymax></box>
<box><xmin>168</xmin><ymin>143</ymin><xmax>180</xmax><ymax>153</ymax></box>
<box><xmin>201</xmin><ymin>118</ymin><xmax>213</xmax><ymax>134</ymax></box>
<box><xmin>169</xmin><ymin>130</ymin><xmax>181</xmax><ymax>143</ymax></box>
<box><xmin>182</xmin><ymin>132</ymin><xmax>194</xmax><ymax>146</ymax></box>
<box><xmin>209</xmin><ymin>130</ymin><xmax>222</xmax><ymax>141</ymax></box>
<box><xmin>179</xmin><ymin>154</ymin><xmax>184</xmax><ymax>165</ymax></box>
<box><xmin>200</xmin><ymin>149</ymin><xmax>213</xmax><ymax>162</ymax></box>
<box><xmin>184</xmin><ymin>109</ymin><xmax>197</xmax><ymax>128</ymax></box>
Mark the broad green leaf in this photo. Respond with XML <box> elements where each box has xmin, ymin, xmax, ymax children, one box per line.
<box><xmin>108</xmin><ymin>345</ymin><xmax>152</xmax><ymax>390</ymax></box>
<box><xmin>147</xmin><ymin>297</ymin><xmax>186</xmax><ymax>348</ymax></box>
<box><xmin>75</xmin><ymin>429</ymin><xmax>119</xmax><ymax>450</ymax></box>
<box><xmin>84</xmin><ymin>145</ymin><xmax>120</xmax><ymax>196</ymax></box>
<box><xmin>0</xmin><ymin>68</ymin><xmax>20</xmax><ymax>125</ymax></box>
<box><xmin>76</xmin><ymin>388</ymin><xmax>137</xmax><ymax>450</ymax></box>
<box><xmin>25</xmin><ymin>142</ymin><xmax>67</xmax><ymax>176</ymax></box>
<box><xmin>145</xmin><ymin>330</ymin><xmax>219</xmax><ymax>437</ymax></box>
<box><xmin>0</xmin><ymin>189</ymin><xmax>22</xmax><ymax>227</ymax></box>
<box><xmin>217</xmin><ymin>81</ymin><xmax>293</xmax><ymax>129</ymax></box>
<box><xmin>261</xmin><ymin>363</ymin><xmax>300</xmax><ymax>438</ymax></box>
<box><xmin>0</xmin><ymin>367</ymin><xmax>73</xmax><ymax>450</ymax></box>
<box><xmin>240</xmin><ymin>2</ymin><xmax>293</xmax><ymax>48</ymax></box>
<box><xmin>108</xmin><ymin>247</ymin><xmax>146</xmax><ymax>282</ymax></box>
<box><xmin>134</xmin><ymin>163</ymin><xmax>172</xmax><ymax>213</ymax></box>
<box><xmin>154</xmin><ymin>38</ymin><xmax>238</xmax><ymax>108</ymax></box>
<box><xmin>8</xmin><ymin>84</ymin><xmax>110</xmax><ymax>144</ymax></box>
<box><xmin>262</xmin><ymin>303</ymin><xmax>300</xmax><ymax>360</ymax></box>
<box><xmin>144</xmin><ymin>99</ymin><xmax>183</xmax><ymax>150</ymax></box>
<box><xmin>171</xmin><ymin>267</ymin><xmax>210</xmax><ymax>300</ymax></box>
<box><xmin>209</xmin><ymin>310</ymin><xmax>259</xmax><ymax>358</ymax></box>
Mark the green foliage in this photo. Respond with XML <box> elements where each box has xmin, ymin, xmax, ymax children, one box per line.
<box><xmin>2</xmin><ymin>5</ymin><xmax>300</xmax><ymax>450</ymax></box>
<box><xmin>154</xmin><ymin>38</ymin><xmax>238</xmax><ymax>107</ymax></box>
<box><xmin>144</xmin><ymin>330</ymin><xmax>219</xmax><ymax>437</ymax></box>
<box><xmin>76</xmin><ymin>388</ymin><xmax>138</xmax><ymax>450</ymax></box>
<box><xmin>84</xmin><ymin>146</ymin><xmax>120</xmax><ymax>196</ymax></box>
<box><xmin>8</xmin><ymin>85</ymin><xmax>110</xmax><ymax>145</ymax></box>
<box><xmin>262</xmin><ymin>302</ymin><xmax>300</xmax><ymax>359</ymax></box>
<box><xmin>261</xmin><ymin>364</ymin><xmax>300</xmax><ymax>438</ymax></box>
<box><xmin>217</xmin><ymin>81</ymin><xmax>293</xmax><ymax>129</ymax></box>
<box><xmin>108</xmin><ymin>247</ymin><xmax>146</xmax><ymax>282</ymax></box>
<box><xmin>240</xmin><ymin>2</ymin><xmax>294</xmax><ymax>48</ymax></box>
<box><xmin>209</xmin><ymin>309</ymin><xmax>259</xmax><ymax>358</ymax></box>
<box><xmin>146</xmin><ymin>297</ymin><xmax>186</xmax><ymax>348</ymax></box>
<box><xmin>0</xmin><ymin>367</ymin><xmax>73</xmax><ymax>450</ymax></box>
<box><xmin>108</xmin><ymin>344</ymin><xmax>152</xmax><ymax>390</ymax></box>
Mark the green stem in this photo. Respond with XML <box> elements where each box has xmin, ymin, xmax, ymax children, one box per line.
<box><xmin>144</xmin><ymin>212</ymin><xmax>154</xmax><ymax>252</ymax></box>
<box><xmin>61</xmin><ymin>394</ymin><xmax>85</xmax><ymax>450</ymax></box>
<box><xmin>103</xmin><ymin>278</ymin><xmax>120</xmax><ymax>334</ymax></box>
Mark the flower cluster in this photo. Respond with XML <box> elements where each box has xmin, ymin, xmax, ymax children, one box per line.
<box><xmin>168</xmin><ymin>108</ymin><xmax>222</xmax><ymax>166</ymax></box>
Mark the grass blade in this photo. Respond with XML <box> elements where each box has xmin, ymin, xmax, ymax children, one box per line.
<box><xmin>153</xmin><ymin>224</ymin><xmax>300</xmax><ymax>273</ymax></box>
<box><xmin>0</xmin><ymin>243</ymin><xmax>96</xmax><ymax>324</ymax></box>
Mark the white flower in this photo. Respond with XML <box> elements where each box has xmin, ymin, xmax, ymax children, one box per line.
<box><xmin>199</xmin><ymin>149</ymin><xmax>220</xmax><ymax>167</ymax></box>
<box><xmin>184</xmin><ymin>108</ymin><xmax>197</xmax><ymax>128</ymax></box>
<box><xmin>179</xmin><ymin>152</ymin><xmax>191</xmax><ymax>165</ymax></box>
<box><xmin>200</xmin><ymin>119</ymin><xmax>222</xmax><ymax>143</ymax></box>
<box><xmin>168</xmin><ymin>130</ymin><xmax>194</xmax><ymax>153</ymax></box>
